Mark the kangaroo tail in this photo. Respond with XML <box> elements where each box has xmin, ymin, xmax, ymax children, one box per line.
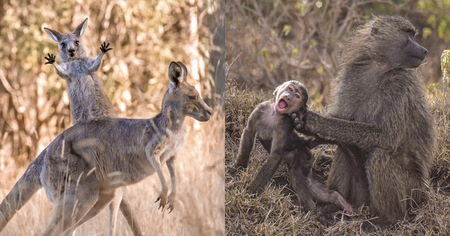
<box><xmin>0</xmin><ymin>149</ymin><xmax>45</xmax><ymax>231</ymax></box>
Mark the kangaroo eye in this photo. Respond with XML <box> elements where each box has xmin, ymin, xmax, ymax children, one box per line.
<box><xmin>61</xmin><ymin>43</ymin><xmax>66</xmax><ymax>48</ymax></box>
<box><xmin>188</xmin><ymin>95</ymin><xmax>197</xmax><ymax>100</ymax></box>
<box><xmin>75</xmin><ymin>41</ymin><xmax>79</xmax><ymax>46</ymax></box>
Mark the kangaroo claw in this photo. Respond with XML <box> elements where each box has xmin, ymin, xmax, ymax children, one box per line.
<box><xmin>44</xmin><ymin>53</ymin><xmax>56</xmax><ymax>64</ymax></box>
<box><xmin>155</xmin><ymin>192</ymin><xmax>168</xmax><ymax>211</ymax></box>
<box><xmin>100</xmin><ymin>42</ymin><xmax>112</xmax><ymax>53</ymax></box>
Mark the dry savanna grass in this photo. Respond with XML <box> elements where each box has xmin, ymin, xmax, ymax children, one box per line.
<box><xmin>0</xmin><ymin>106</ymin><xmax>225</xmax><ymax>236</ymax></box>
<box><xmin>225</xmin><ymin>80</ymin><xmax>450</xmax><ymax>235</ymax></box>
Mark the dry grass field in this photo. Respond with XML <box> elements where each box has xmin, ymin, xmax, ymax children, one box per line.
<box><xmin>225</xmin><ymin>81</ymin><xmax>449</xmax><ymax>235</ymax></box>
<box><xmin>0</xmin><ymin>0</ymin><xmax>224</xmax><ymax>235</ymax></box>
<box><xmin>225</xmin><ymin>1</ymin><xmax>450</xmax><ymax>234</ymax></box>
<box><xmin>0</xmin><ymin>107</ymin><xmax>225</xmax><ymax>236</ymax></box>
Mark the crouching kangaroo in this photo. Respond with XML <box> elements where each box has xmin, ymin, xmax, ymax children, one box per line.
<box><xmin>0</xmin><ymin>18</ymin><xmax>140</xmax><ymax>235</ymax></box>
<box><xmin>39</xmin><ymin>61</ymin><xmax>212</xmax><ymax>235</ymax></box>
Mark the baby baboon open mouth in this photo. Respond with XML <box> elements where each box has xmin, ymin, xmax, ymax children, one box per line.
<box><xmin>276</xmin><ymin>98</ymin><xmax>288</xmax><ymax>113</ymax></box>
<box><xmin>277</xmin><ymin>99</ymin><xmax>288</xmax><ymax>110</ymax></box>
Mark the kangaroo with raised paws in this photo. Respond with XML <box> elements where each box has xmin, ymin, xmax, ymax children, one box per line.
<box><xmin>44</xmin><ymin>18</ymin><xmax>115</xmax><ymax>123</ymax></box>
<box><xmin>39</xmin><ymin>61</ymin><xmax>211</xmax><ymax>235</ymax></box>
<box><xmin>0</xmin><ymin>18</ymin><xmax>141</xmax><ymax>235</ymax></box>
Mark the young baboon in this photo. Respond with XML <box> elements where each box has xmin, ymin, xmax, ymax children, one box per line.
<box><xmin>0</xmin><ymin>19</ymin><xmax>141</xmax><ymax>235</ymax></box>
<box><xmin>236</xmin><ymin>81</ymin><xmax>353</xmax><ymax>212</ymax></box>
<box><xmin>291</xmin><ymin>16</ymin><xmax>435</xmax><ymax>223</ymax></box>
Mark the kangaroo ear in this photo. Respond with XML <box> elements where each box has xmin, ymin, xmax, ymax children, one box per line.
<box><xmin>72</xmin><ymin>18</ymin><xmax>88</xmax><ymax>37</ymax></box>
<box><xmin>169</xmin><ymin>61</ymin><xmax>184</xmax><ymax>87</ymax></box>
<box><xmin>176</xmin><ymin>61</ymin><xmax>188</xmax><ymax>80</ymax></box>
<box><xmin>44</xmin><ymin>27</ymin><xmax>62</xmax><ymax>42</ymax></box>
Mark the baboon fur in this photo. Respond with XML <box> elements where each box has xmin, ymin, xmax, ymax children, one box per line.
<box><xmin>236</xmin><ymin>81</ymin><xmax>353</xmax><ymax>213</ymax></box>
<box><xmin>292</xmin><ymin>16</ymin><xmax>435</xmax><ymax>223</ymax></box>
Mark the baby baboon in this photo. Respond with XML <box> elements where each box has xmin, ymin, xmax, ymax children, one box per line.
<box><xmin>292</xmin><ymin>16</ymin><xmax>435</xmax><ymax>223</ymax></box>
<box><xmin>236</xmin><ymin>81</ymin><xmax>353</xmax><ymax>212</ymax></box>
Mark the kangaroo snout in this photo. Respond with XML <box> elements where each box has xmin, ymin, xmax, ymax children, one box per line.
<box><xmin>197</xmin><ymin>102</ymin><xmax>212</xmax><ymax>122</ymax></box>
<box><xmin>68</xmin><ymin>48</ymin><xmax>75</xmax><ymax>57</ymax></box>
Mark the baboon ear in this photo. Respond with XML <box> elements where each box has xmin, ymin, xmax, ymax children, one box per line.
<box><xmin>72</xmin><ymin>18</ymin><xmax>88</xmax><ymax>38</ymax></box>
<box><xmin>44</xmin><ymin>27</ymin><xmax>62</xmax><ymax>42</ymax></box>
<box><xmin>273</xmin><ymin>84</ymin><xmax>282</xmax><ymax>96</ymax></box>
<box><xmin>169</xmin><ymin>61</ymin><xmax>184</xmax><ymax>87</ymax></box>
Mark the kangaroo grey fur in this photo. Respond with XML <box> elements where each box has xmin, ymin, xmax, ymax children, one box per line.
<box><xmin>37</xmin><ymin>61</ymin><xmax>211</xmax><ymax>235</ymax></box>
<box><xmin>0</xmin><ymin>18</ymin><xmax>140</xmax><ymax>235</ymax></box>
<box><xmin>44</xmin><ymin>18</ymin><xmax>115</xmax><ymax>123</ymax></box>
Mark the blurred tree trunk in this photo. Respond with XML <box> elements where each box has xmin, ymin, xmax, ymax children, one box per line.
<box><xmin>189</xmin><ymin>0</ymin><xmax>201</xmax><ymax>93</ymax></box>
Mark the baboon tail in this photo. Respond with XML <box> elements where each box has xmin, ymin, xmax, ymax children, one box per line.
<box><xmin>0</xmin><ymin>149</ymin><xmax>45</xmax><ymax>231</ymax></box>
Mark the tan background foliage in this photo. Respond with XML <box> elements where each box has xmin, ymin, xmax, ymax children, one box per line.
<box><xmin>226</xmin><ymin>0</ymin><xmax>450</xmax><ymax>104</ymax></box>
<box><xmin>0</xmin><ymin>0</ymin><xmax>225</xmax><ymax>235</ymax></box>
<box><xmin>0</xmin><ymin>0</ymin><xmax>224</xmax><ymax>165</ymax></box>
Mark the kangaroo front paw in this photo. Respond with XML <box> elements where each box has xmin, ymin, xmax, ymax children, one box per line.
<box><xmin>155</xmin><ymin>191</ymin><xmax>168</xmax><ymax>211</ymax></box>
<box><xmin>167</xmin><ymin>193</ymin><xmax>176</xmax><ymax>213</ymax></box>
<box><xmin>100</xmin><ymin>42</ymin><xmax>112</xmax><ymax>53</ymax></box>
<box><xmin>44</xmin><ymin>53</ymin><xmax>56</xmax><ymax>64</ymax></box>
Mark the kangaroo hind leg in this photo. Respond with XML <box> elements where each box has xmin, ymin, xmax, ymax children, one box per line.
<box><xmin>41</xmin><ymin>177</ymin><xmax>99</xmax><ymax>236</ymax></box>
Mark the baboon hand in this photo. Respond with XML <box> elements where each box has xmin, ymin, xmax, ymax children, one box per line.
<box><xmin>290</xmin><ymin>110</ymin><xmax>306</xmax><ymax>132</ymax></box>
<box><xmin>44</xmin><ymin>53</ymin><xmax>56</xmax><ymax>64</ymax></box>
<box><xmin>155</xmin><ymin>190</ymin><xmax>169</xmax><ymax>211</ymax></box>
<box><xmin>100</xmin><ymin>42</ymin><xmax>112</xmax><ymax>53</ymax></box>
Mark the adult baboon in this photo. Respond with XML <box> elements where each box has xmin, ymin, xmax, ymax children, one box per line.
<box><xmin>292</xmin><ymin>16</ymin><xmax>435</xmax><ymax>223</ymax></box>
<box><xmin>236</xmin><ymin>81</ymin><xmax>353</xmax><ymax>212</ymax></box>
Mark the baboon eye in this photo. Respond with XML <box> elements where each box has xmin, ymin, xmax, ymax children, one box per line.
<box><xmin>295</xmin><ymin>93</ymin><xmax>301</xmax><ymax>99</ymax></box>
<box><xmin>288</xmin><ymin>86</ymin><xmax>293</xmax><ymax>92</ymax></box>
<box><xmin>61</xmin><ymin>43</ymin><xmax>66</xmax><ymax>48</ymax></box>
<box><xmin>405</xmin><ymin>29</ymin><xmax>416</xmax><ymax>37</ymax></box>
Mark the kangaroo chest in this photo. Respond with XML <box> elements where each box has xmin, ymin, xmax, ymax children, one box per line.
<box><xmin>153</xmin><ymin>129</ymin><xmax>186</xmax><ymax>163</ymax></box>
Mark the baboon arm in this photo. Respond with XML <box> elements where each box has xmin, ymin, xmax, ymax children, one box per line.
<box><xmin>87</xmin><ymin>52</ymin><xmax>104</xmax><ymax>73</ymax></box>
<box><xmin>302</xmin><ymin>111</ymin><xmax>389</xmax><ymax>151</ymax></box>
<box><xmin>248</xmin><ymin>144</ymin><xmax>283</xmax><ymax>194</ymax></box>
<box><xmin>53</xmin><ymin>63</ymin><xmax>71</xmax><ymax>81</ymax></box>
<box><xmin>235</xmin><ymin>114</ymin><xmax>258</xmax><ymax>168</ymax></box>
